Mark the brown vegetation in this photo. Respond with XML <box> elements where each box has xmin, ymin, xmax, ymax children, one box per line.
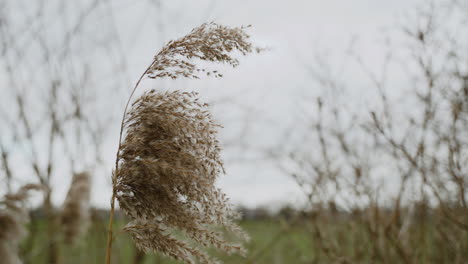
<box><xmin>105</xmin><ymin>22</ymin><xmax>256</xmax><ymax>264</ymax></box>
<box><xmin>0</xmin><ymin>184</ymin><xmax>42</xmax><ymax>264</ymax></box>
<box><xmin>61</xmin><ymin>172</ymin><xmax>91</xmax><ymax>245</ymax></box>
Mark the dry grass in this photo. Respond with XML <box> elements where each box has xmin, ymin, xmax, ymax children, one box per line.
<box><xmin>145</xmin><ymin>22</ymin><xmax>255</xmax><ymax>80</ymax></box>
<box><xmin>118</xmin><ymin>90</ymin><xmax>247</xmax><ymax>263</ymax></box>
<box><xmin>0</xmin><ymin>184</ymin><xmax>42</xmax><ymax>264</ymax></box>
<box><xmin>60</xmin><ymin>172</ymin><xmax>91</xmax><ymax>245</ymax></box>
<box><xmin>105</xmin><ymin>22</ymin><xmax>256</xmax><ymax>264</ymax></box>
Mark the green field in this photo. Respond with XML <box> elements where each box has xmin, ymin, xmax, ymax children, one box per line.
<box><xmin>22</xmin><ymin>219</ymin><xmax>314</xmax><ymax>264</ymax></box>
<box><xmin>20</xmin><ymin>214</ymin><xmax>468</xmax><ymax>264</ymax></box>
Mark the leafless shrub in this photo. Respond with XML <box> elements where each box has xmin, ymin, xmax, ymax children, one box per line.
<box><xmin>60</xmin><ymin>172</ymin><xmax>91</xmax><ymax>245</ymax></box>
<box><xmin>279</xmin><ymin>1</ymin><xmax>468</xmax><ymax>263</ymax></box>
<box><xmin>0</xmin><ymin>184</ymin><xmax>42</xmax><ymax>264</ymax></box>
<box><xmin>105</xmin><ymin>22</ymin><xmax>255</xmax><ymax>264</ymax></box>
<box><xmin>0</xmin><ymin>1</ymin><xmax>126</xmax><ymax>263</ymax></box>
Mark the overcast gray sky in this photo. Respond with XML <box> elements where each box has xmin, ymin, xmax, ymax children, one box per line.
<box><xmin>1</xmin><ymin>0</ymin><xmax>422</xmax><ymax>209</ymax></box>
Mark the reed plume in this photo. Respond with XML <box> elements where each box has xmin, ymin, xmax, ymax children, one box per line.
<box><xmin>60</xmin><ymin>172</ymin><xmax>91</xmax><ymax>245</ymax></box>
<box><xmin>145</xmin><ymin>22</ymin><xmax>254</xmax><ymax>80</ymax></box>
<box><xmin>0</xmin><ymin>184</ymin><xmax>42</xmax><ymax>264</ymax></box>
<box><xmin>105</xmin><ymin>22</ymin><xmax>255</xmax><ymax>264</ymax></box>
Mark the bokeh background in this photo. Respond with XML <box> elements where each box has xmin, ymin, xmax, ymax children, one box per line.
<box><xmin>1</xmin><ymin>0</ymin><xmax>468</xmax><ymax>263</ymax></box>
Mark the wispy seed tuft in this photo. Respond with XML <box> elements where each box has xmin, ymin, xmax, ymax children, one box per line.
<box><xmin>117</xmin><ymin>90</ymin><xmax>247</xmax><ymax>263</ymax></box>
<box><xmin>0</xmin><ymin>184</ymin><xmax>42</xmax><ymax>264</ymax></box>
<box><xmin>61</xmin><ymin>172</ymin><xmax>91</xmax><ymax>245</ymax></box>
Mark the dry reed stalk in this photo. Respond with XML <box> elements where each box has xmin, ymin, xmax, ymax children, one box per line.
<box><xmin>0</xmin><ymin>184</ymin><xmax>42</xmax><ymax>264</ymax></box>
<box><xmin>60</xmin><ymin>172</ymin><xmax>91</xmax><ymax>245</ymax></box>
<box><xmin>105</xmin><ymin>22</ymin><xmax>255</xmax><ymax>264</ymax></box>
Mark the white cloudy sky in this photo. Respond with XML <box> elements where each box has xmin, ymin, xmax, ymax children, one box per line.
<box><xmin>1</xmin><ymin>0</ymin><xmax>422</xmax><ymax>209</ymax></box>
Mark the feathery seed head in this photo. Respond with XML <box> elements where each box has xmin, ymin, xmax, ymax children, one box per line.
<box><xmin>109</xmin><ymin>22</ymin><xmax>255</xmax><ymax>264</ymax></box>
<box><xmin>0</xmin><ymin>184</ymin><xmax>42</xmax><ymax>264</ymax></box>
<box><xmin>61</xmin><ymin>172</ymin><xmax>91</xmax><ymax>245</ymax></box>
<box><xmin>116</xmin><ymin>90</ymin><xmax>246</xmax><ymax>263</ymax></box>
<box><xmin>147</xmin><ymin>22</ymin><xmax>254</xmax><ymax>79</ymax></box>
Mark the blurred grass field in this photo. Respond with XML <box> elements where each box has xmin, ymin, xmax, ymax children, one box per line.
<box><xmin>21</xmin><ymin>212</ymin><xmax>468</xmax><ymax>264</ymax></box>
<box><xmin>22</xmin><ymin>219</ymin><xmax>314</xmax><ymax>264</ymax></box>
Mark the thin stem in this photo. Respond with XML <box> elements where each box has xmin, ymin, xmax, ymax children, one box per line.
<box><xmin>105</xmin><ymin>192</ymin><xmax>116</xmax><ymax>264</ymax></box>
<box><xmin>105</xmin><ymin>63</ymin><xmax>152</xmax><ymax>264</ymax></box>
<box><xmin>117</xmin><ymin>64</ymin><xmax>153</xmax><ymax>155</ymax></box>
